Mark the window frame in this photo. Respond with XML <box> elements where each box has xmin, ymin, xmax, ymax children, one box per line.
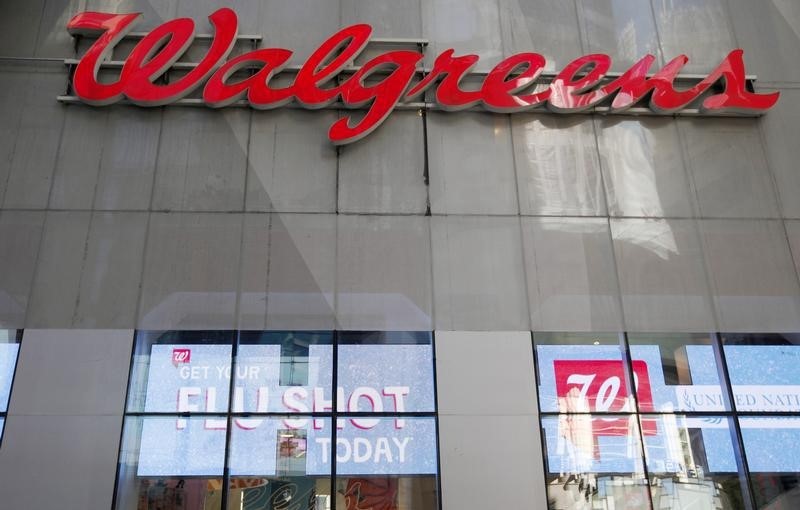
<box><xmin>532</xmin><ymin>331</ymin><xmax>767</xmax><ymax>510</ymax></box>
<box><xmin>112</xmin><ymin>330</ymin><xmax>442</xmax><ymax>510</ymax></box>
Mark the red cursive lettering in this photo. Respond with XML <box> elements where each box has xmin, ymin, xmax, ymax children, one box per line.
<box><xmin>66</xmin><ymin>8</ymin><xmax>780</xmax><ymax>144</ymax></box>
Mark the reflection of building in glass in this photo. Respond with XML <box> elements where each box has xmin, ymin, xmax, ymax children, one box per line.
<box><xmin>277</xmin><ymin>429</ymin><xmax>308</xmax><ymax>476</ymax></box>
<box><xmin>279</xmin><ymin>333</ymin><xmax>311</xmax><ymax>387</ymax></box>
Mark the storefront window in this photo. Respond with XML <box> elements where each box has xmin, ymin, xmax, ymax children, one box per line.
<box><xmin>126</xmin><ymin>330</ymin><xmax>236</xmax><ymax>414</ymax></box>
<box><xmin>337</xmin><ymin>331</ymin><xmax>436</xmax><ymax>413</ymax></box>
<box><xmin>535</xmin><ymin>332</ymin><xmax>636</xmax><ymax>415</ymax></box>
<box><xmin>116</xmin><ymin>416</ymin><xmax>226</xmax><ymax>510</ymax></box>
<box><xmin>722</xmin><ymin>335</ymin><xmax>800</xmax><ymax>509</ymax></box>
<box><xmin>0</xmin><ymin>329</ymin><xmax>22</xmax><ymax>442</ymax></box>
<box><xmin>335</xmin><ymin>416</ymin><xmax>438</xmax><ymax>510</ymax></box>
<box><xmin>641</xmin><ymin>415</ymin><xmax>749</xmax><ymax>509</ymax></box>
<box><xmin>629</xmin><ymin>333</ymin><xmax>729</xmax><ymax>413</ymax></box>
<box><xmin>535</xmin><ymin>333</ymin><xmax>651</xmax><ymax>508</ymax></box>
<box><xmin>228</xmin><ymin>417</ymin><xmax>332</xmax><ymax>510</ymax></box>
<box><xmin>335</xmin><ymin>332</ymin><xmax>438</xmax><ymax>510</ymax></box>
<box><xmin>739</xmin><ymin>417</ymin><xmax>800</xmax><ymax>510</ymax></box>
<box><xmin>541</xmin><ymin>413</ymin><xmax>650</xmax><ymax>508</ymax></box>
<box><xmin>114</xmin><ymin>331</ymin><xmax>439</xmax><ymax>510</ymax></box>
<box><xmin>236</xmin><ymin>331</ymin><xmax>333</xmax><ymax>414</ymax></box>
<box><xmin>534</xmin><ymin>332</ymin><xmax>759</xmax><ymax>510</ymax></box>
<box><xmin>722</xmin><ymin>334</ymin><xmax>800</xmax><ymax>413</ymax></box>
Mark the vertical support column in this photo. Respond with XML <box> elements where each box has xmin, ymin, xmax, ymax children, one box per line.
<box><xmin>435</xmin><ymin>331</ymin><xmax>547</xmax><ymax>510</ymax></box>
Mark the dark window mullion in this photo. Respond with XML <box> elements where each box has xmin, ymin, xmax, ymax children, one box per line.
<box><xmin>431</xmin><ymin>332</ymin><xmax>443</xmax><ymax>510</ymax></box>
<box><xmin>110</xmin><ymin>330</ymin><xmax>140</xmax><ymax>510</ymax></box>
<box><xmin>220</xmin><ymin>333</ymin><xmax>239</xmax><ymax>510</ymax></box>
<box><xmin>716</xmin><ymin>332</ymin><xmax>758</xmax><ymax>510</ymax></box>
<box><xmin>531</xmin><ymin>332</ymin><xmax>557</xmax><ymax>507</ymax></box>
<box><xmin>331</xmin><ymin>330</ymin><xmax>339</xmax><ymax>510</ymax></box>
<box><xmin>621</xmin><ymin>332</ymin><xmax>656</xmax><ymax>510</ymax></box>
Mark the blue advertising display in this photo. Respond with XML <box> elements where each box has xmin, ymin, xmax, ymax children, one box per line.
<box><xmin>629</xmin><ymin>344</ymin><xmax>724</xmax><ymax>412</ymax></box>
<box><xmin>331</xmin><ymin>417</ymin><xmax>437</xmax><ymax>476</ymax></box>
<box><xmin>724</xmin><ymin>345</ymin><xmax>800</xmax><ymax>412</ymax></box>
<box><xmin>740</xmin><ymin>417</ymin><xmax>800</xmax><ymax>472</ymax></box>
<box><xmin>235</xmin><ymin>343</ymin><xmax>333</xmax><ymax>413</ymax></box>
<box><xmin>541</xmin><ymin>415</ymin><xmax>645</xmax><ymax>475</ymax></box>
<box><xmin>536</xmin><ymin>344</ymin><xmax>724</xmax><ymax>414</ymax></box>
<box><xmin>137</xmin><ymin>417</ymin><xmax>226</xmax><ymax>477</ymax></box>
<box><xmin>137</xmin><ymin>342</ymin><xmax>437</xmax><ymax>477</ymax></box>
<box><xmin>642</xmin><ymin>416</ymin><xmax>738</xmax><ymax>474</ymax></box>
<box><xmin>338</xmin><ymin>344</ymin><xmax>435</xmax><ymax>413</ymax></box>
<box><xmin>144</xmin><ymin>344</ymin><xmax>232</xmax><ymax>413</ymax></box>
<box><xmin>538</xmin><ymin>342</ymin><xmax>800</xmax><ymax>475</ymax></box>
<box><xmin>226</xmin><ymin>417</ymin><xmax>437</xmax><ymax>477</ymax></box>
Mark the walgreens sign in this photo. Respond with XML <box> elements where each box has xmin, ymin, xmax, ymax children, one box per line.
<box><xmin>67</xmin><ymin>8</ymin><xmax>779</xmax><ymax>144</ymax></box>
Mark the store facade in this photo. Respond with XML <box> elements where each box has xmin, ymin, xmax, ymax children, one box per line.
<box><xmin>2</xmin><ymin>1</ymin><xmax>800</xmax><ymax>509</ymax></box>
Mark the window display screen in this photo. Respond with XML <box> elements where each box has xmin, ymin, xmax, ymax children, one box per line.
<box><xmin>118</xmin><ymin>331</ymin><xmax>439</xmax><ymax>510</ymax></box>
<box><xmin>134</xmin><ymin>336</ymin><xmax>437</xmax><ymax>477</ymax></box>
<box><xmin>538</xmin><ymin>341</ymin><xmax>800</xmax><ymax>472</ymax></box>
<box><xmin>535</xmin><ymin>334</ymin><xmax>757</xmax><ymax>509</ymax></box>
<box><xmin>137</xmin><ymin>417</ymin><xmax>226</xmax><ymax>477</ymax></box>
<box><xmin>541</xmin><ymin>414</ymin><xmax>645</xmax><ymax>474</ymax></box>
<box><xmin>137</xmin><ymin>414</ymin><xmax>437</xmax><ymax>477</ymax></box>
<box><xmin>535</xmin><ymin>332</ymin><xmax>800</xmax><ymax>510</ymax></box>
<box><xmin>227</xmin><ymin>417</ymin><xmax>437</xmax><ymax>477</ymax></box>
<box><xmin>724</xmin><ymin>344</ymin><xmax>800</xmax><ymax>413</ymax></box>
<box><xmin>330</xmin><ymin>417</ymin><xmax>437</xmax><ymax>476</ymax></box>
<box><xmin>537</xmin><ymin>341</ymin><xmax>727</xmax><ymax>416</ymax></box>
<box><xmin>143</xmin><ymin>344</ymin><xmax>233</xmax><ymax>413</ymax></box>
<box><xmin>739</xmin><ymin>417</ymin><xmax>800</xmax><ymax>472</ymax></box>
<box><xmin>337</xmin><ymin>343</ymin><xmax>435</xmax><ymax>413</ymax></box>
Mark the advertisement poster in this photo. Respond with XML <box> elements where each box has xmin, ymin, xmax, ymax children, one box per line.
<box><xmin>539</xmin><ymin>343</ymin><xmax>800</xmax><ymax>474</ymax></box>
<box><xmin>136</xmin><ymin>343</ymin><xmax>437</xmax><ymax>478</ymax></box>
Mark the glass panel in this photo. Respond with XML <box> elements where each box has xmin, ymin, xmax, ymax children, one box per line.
<box><xmin>127</xmin><ymin>331</ymin><xmax>235</xmax><ymax>413</ymax></box>
<box><xmin>117</xmin><ymin>330</ymin><xmax>438</xmax><ymax>510</ymax></box>
<box><xmin>228</xmin><ymin>417</ymin><xmax>332</xmax><ymax>510</ymax></box>
<box><xmin>541</xmin><ymin>414</ymin><xmax>650</xmax><ymax>509</ymax></box>
<box><xmin>739</xmin><ymin>416</ymin><xmax>800</xmax><ymax>510</ymax></box>
<box><xmin>335</xmin><ymin>476</ymin><xmax>437</xmax><ymax>510</ymax></box>
<box><xmin>0</xmin><ymin>417</ymin><xmax>4</xmax><ymax>441</ymax></box>
<box><xmin>641</xmin><ymin>415</ymin><xmax>748</xmax><ymax>510</ymax></box>
<box><xmin>337</xmin><ymin>332</ymin><xmax>435</xmax><ymax>413</ymax></box>
<box><xmin>115</xmin><ymin>416</ymin><xmax>226</xmax><ymax>510</ymax></box>
<box><xmin>629</xmin><ymin>333</ymin><xmax>729</xmax><ymax>412</ymax></box>
<box><xmin>723</xmin><ymin>334</ymin><xmax>800</xmax><ymax>412</ymax></box>
<box><xmin>534</xmin><ymin>332</ymin><xmax>637</xmax><ymax>414</ymax></box>
<box><xmin>335</xmin><ymin>416</ymin><xmax>438</xmax><ymax>510</ymax></box>
<box><xmin>335</xmin><ymin>416</ymin><xmax>437</xmax><ymax>477</ymax></box>
<box><xmin>235</xmin><ymin>331</ymin><xmax>333</xmax><ymax>413</ymax></box>
<box><xmin>0</xmin><ymin>329</ymin><xmax>20</xmax><ymax>414</ymax></box>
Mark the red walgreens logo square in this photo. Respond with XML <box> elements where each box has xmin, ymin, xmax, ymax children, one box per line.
<box><xmin>553</xmin><ymin>359</ymin><xmax>656</xmax><ymax>436</ymax></box>
<box><xmin>172</xmin><ymin>348</ymin><xmax>191</xmax><ymax>366</ymax></box>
